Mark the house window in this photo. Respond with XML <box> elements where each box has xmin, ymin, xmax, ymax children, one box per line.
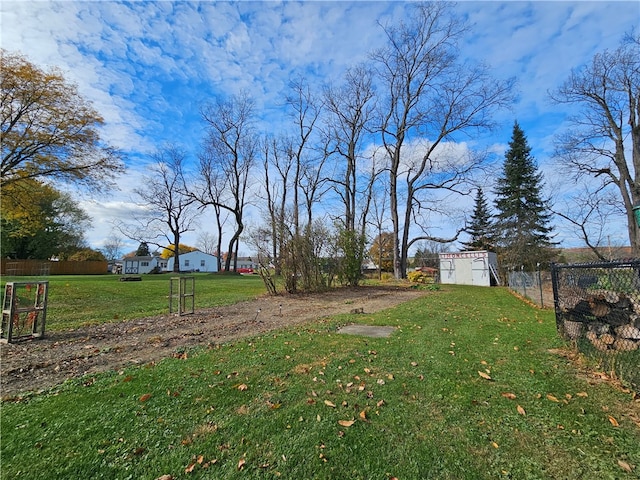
<box><xmin>141</xmin><ymin>261</ymin><xmax>149</xmax><ymax>267</ymax></box>
<box><xmin>201</xmin><ymin>260</ymin><xmax>205</xmax><ymax>267</ymax></box>
<box><xmin>185</xmin><ymin>260</ymin><xmax>190</xmax><ymax>267</ymax></box>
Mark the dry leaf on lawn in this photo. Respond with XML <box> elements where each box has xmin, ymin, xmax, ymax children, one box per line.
<box><xmin>608</xmin><ymin>415</ymin><xmax>620</xmax><ymax>427</ymax></box>
<box><xmin>517</xmin><ymin>405</ymin><xmax>526</xmax><ymax>416</ymax></box>
<box><xmin>478</xmin><ymin>371</ymin><xmax>492</xmax><ymax>380</ymax></box>
<box><xmin>501</xmin><ymin>392</ymin><xmax>517</xmax><ymax>400</ymax></box>
<box><xmin>617</xmin><ymin>460</ymin><xmax>633</xmax><ymax>473</ymax></box>
<box><xmin>324</xmin><ymin>400</ymin><xmax>336</xmax><ymax>408</ymax></box>
<box><xmin>338</xmin><ymin>419</ymin><xmax>355</xmax><ymax>427</ymax></box>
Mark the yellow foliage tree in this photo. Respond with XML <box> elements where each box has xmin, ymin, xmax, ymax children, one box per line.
<box><xmin>1</xmin><ymin>49</ymin><xmax>123</xmax><ymax>191</ymax></box>
<box><xmin>160</xmin><ymin>244</ymin><xmax>198</xmax><ymax>259</ymax></box>
<box><xmin>369</xmin><ymin>232</ymin><xmax>395</xmax><ymax>272</ymax></box>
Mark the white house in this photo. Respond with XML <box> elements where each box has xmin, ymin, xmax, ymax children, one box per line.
<box><xmin>123</xmin><ymin>255</ymin><xmax>167</xmax><ymax>275</ymax></box>
<box><xmin>167</xmin><ymin>251</ymin><xmax>219</xmax><ymax>273</ymax></box>
<box><xmin>438</xmin><ymin>251</ymin><xmax>500</xmax><ymax>287</ymax></box>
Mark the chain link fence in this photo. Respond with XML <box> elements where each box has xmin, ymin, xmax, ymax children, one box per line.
<box><xmin>550</xmin><ymin>260</ymin><xmax>640</xmax><ymax>393</ymax></box>
<box><xmin>507</xmin><ymin>269</ymin><xmax>554</xmax><ymax>308</ymax></box>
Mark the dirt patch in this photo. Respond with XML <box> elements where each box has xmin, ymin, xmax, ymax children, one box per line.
<box><xmin>0</xmin><ymin>286</ymin><xmax>424</xmax><ymax>398</ymax></box>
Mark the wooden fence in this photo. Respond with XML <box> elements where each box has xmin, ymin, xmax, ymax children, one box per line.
<box><xmin>0</xmin><ymin>259</ymin><xmax>108</xmax><ymax>276</ymax></box>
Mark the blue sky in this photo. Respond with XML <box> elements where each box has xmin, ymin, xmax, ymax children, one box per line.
<box><xmin>2</xmin><ymin>1</ymin><xmax>638</xmax><ymax>255</ymax></box>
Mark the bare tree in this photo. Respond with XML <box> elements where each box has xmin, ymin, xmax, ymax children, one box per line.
<box><xmin>258</xmin><ymin>135</ymin><xmax>294</xmax><ymax>274</ymax></box>
<box><xmin>551</xmin><ymin>34</ymin><xmax>640</xmax><ymax>254</ymax></box>
<box><xmin>194</xmin><ymin>150</ymin><xmax>230</xmax><ymax>272</ymax></box>
<box><xmin>285</xmin><ymin>77</ymin><xmax>323</xmax><ymax>235</ymax></box>
<box><xmin>128</xmin><ymin>145</ymin><xmax>198</xmax><ymax>272</ymax></box>
<box><xmin>196</xmin><ymin>230</ymin><xmax>218</xmax><ymax>256</ymax></box>
<box><xmin>371</xmin><ymin>2</ymin><xmax>514</xmax><ymax>278</ymax></box>
<box><xmin>101</xmin><ymin>234</ymin><xmax>125</xmax><ymax>261</ymax></box>
<box><xmin>324</xmin><ymin>64</ymin><xmax>377</xmax><ymax>233</ymax></box>
<box><xmin>550</xmin><ymin>182</ymin><xmax>622</xmax><ymax>261</ymax></box>
<box><xmin>200</xmin><ymin>92</ymin><xmax>257</xmax><ymax>272</ymax></box>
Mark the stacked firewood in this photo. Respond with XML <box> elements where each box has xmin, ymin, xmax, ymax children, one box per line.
<box><xmin>559</xmin><ymin>289</ymin><xmax>640</xmax><ymax>352</ymax></box>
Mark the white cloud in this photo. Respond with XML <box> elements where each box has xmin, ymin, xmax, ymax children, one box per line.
<box><xmin>2</xmin><ymin>1</ymin><xmax>636</xmax><ymax>251</ymax></box>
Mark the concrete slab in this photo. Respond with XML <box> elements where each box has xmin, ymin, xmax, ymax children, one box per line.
<box><xmin>337</xmin><ymin>324</ymin><xmax>396</xmax><ymax>338</ymax></box>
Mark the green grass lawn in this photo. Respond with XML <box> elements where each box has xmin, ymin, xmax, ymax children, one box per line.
<box><xmin>1</xmin><ymin>273</ymin><xmax>266</xmax><ymax>331</ymax></box>
<box><xmin>2</xmin><ymin>286</ymin><xmax>638</xmax><ymax>479</ymax></box>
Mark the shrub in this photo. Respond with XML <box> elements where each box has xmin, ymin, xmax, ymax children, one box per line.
<box><xmin>407</xmin><ymin>270</ymin><xmax>434</xmax><ymax>284</ymax></box>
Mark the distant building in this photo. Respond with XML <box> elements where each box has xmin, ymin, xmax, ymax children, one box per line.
<box><xmin>123</xmin><ymin>255</ymin><xmax>167</xmax><ymax>274</ymax></box>
<box><xmin>234</xmin><ymin>256</ymin><xmax>257</xmax><ymax>273</ymax></box>
<box><xmin>167</xmin><ymin>251</ymin><xmax>218</xmax><ymax>273</ymax></box>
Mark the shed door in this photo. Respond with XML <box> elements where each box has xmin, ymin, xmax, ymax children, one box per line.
<box><xmin>471</xmin><ymin>257</ymin><xmax>488</xmax><ymax>286</ymax></box>
<box><xmin>456</xmin><ymin>258</ymin><xmax>473</xmax><ymax>285</ymax></box>
<box><xmin>440</xmin><ymin>260</ymin><xmax>455</xmax><ymax>284</ymax></box>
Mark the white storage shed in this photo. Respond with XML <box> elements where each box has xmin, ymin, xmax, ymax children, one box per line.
<box><xmin>438</xmin><ymin>251</ymin><xmax>500</xmax><ymax>287</ymax></box>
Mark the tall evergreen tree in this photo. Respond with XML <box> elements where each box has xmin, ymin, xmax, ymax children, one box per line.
<box><xmin>494</xmin><ymin>121</ymin><xmax>555</xmax><ymax>269</ymax></box>
<box><xmin>461</xmin><ymin>188</ymin><xmax>494</xmax><ymax>251</ymax></box>
<box><xmin>136</xmin><ymin>242</ymin><xmax>150</xmax><ymax>257</ymax></box>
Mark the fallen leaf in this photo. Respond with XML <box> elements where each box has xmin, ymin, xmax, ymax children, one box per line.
<box><xmin>139</xmin><ymin>393</ymin><xmax>152</xmax><ymax>402</ymax></box>
<box><xmin>338</xmin><ymin>419</ymin><xmax>355</xmax><ymax>427</ymax></box>
<box><xmin>617</xmin><ymin>459</ymin><xmax>633</xmax><ymax>473</ymax></box>
<box><xmin>491</xmin><ymin>441</ymin><xmax>499</xmax><ymax>449</ymax></box>
<box><xmin>478</xmin><ymin>371</ymin><xmax>492</xmax><ymax>381</ymax></box>
<box><xmin>185</xmin><ymin>463</ymin><xmax>196</xmax><ymax>473</ymax></box>
<box><xmin>517</xmin><ymin>405</ymin><xmax>526</xmax><ymax>416</ymax></box>
<box><xmin>576</xmin><ymin>392</ymin><xmax>588</xmax><ymax>398</ymax></box>
<box><xmin>501</xmin><ymin>392</ymin><xmax>517</xmax><ymax>400</ymax></box>
<box><xmin>377</xmin><ymin>399</ymin><xmax>385</xmax><ymax>407</ymax></box>
<box><xmin>237</xmin><ymin>384</ymin><xmax>248</xmax><ymax>391</ymax></box>
<box><xmin>324</xmin><ymin>400</ymin><xmax>336</xmax><ymax>408</ymax></box>
<box><xmin>546</xmin><ymin>394</ymin><xmax>560</xmax><ymax>403</ymax></box>
<box><xmin>238</xmin><ymin>458</ymin><xmax>246</xmax><ymax>470</ymax></box>
<box><xmin>156</xmin><ymin>475</ymin><xmax>173</xmax><ymax>480</ymax></box>
<box><xmin>608</xmin><ymin>415</ymin><xmax>620</xmax><ymax>427</ymax></box>
<box><xmin>359</xmin><ymin>410</ymin><xmax>367</xmax><ymax>420</ymax></box>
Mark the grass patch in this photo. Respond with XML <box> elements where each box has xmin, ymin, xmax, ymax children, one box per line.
<box><xmin>2</xmin><ymin>286</ymin><xmax>638</xmax><ymax>479</ymax></box>
<box><xmin>0</xmin><ymin>273</ymin><xmax>265</xmax><ymax>331</ymax></box>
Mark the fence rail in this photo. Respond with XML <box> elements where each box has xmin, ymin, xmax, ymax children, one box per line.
<box><xmin>550</xmin><ymin>260</ymin><xmax>640</xmax><ymax>393</ymax></box>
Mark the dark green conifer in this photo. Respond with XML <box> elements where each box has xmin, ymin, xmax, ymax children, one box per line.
<box><xmin>493</xmin><ymin>121</ymin><xmax>555</xmax><ymax>269</ymax></box>
<box><xmin>461</xmin><ymin>187</ymin><xmax>494</xmax><ymax>251</ymax></box>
